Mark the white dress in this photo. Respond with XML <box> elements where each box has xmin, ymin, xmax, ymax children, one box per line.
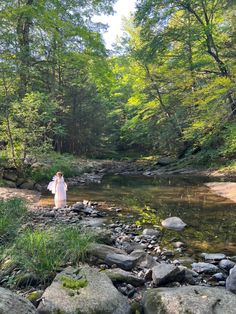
<box><xmin>48</xmin><ymin>176</ymin><xmax>67</xmax><ymax>208</ymax></box>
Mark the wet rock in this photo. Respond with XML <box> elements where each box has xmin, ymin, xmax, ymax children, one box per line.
<box><xmin>37</xmin><ymin>266</ymin><xmax>130</xmax><ymax>314</ymax></box>
<box><xmin>192</xmin><ymin>262</ymin><xmax>219</xmax><ymax>275</ymax></box>
<box><xmin>143</xmin><ymin>286</ymin><xmax>236</xmax><ymax>314</ymax></box>
<box><xmin>226</xmin><ymin>265</ymin><xmax>236</xmax><ymax>294</ymax></box>
<box><xmin>219</xmin><ymin>259</ymin><xmax>235</xmax><ymax>272</ymax></box>
<box><xmin>152</xmin><ymin>263</ymin><xmax>184</xmax><ymax>286</ymax></box>
<box><xmin>0</xmin><ymin>287</ymin><xmax>37</xmax><ymax>313</ymax></box>
<box><xmin>105</xmin><ymin>268</ymin><xmax>145</xmax><ymax>287</ymax></box>
<box><xmin>161</xmin><ymin>217</ymin><xmax>187</xmax><ymax>230</ymax></box>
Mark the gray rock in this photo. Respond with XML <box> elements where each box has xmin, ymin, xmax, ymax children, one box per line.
<box><xmin>87</xmin><ymin>243</ymin><xmax>126</xmax><ymax>261</ymax></box>
<box><xmin>212</xmin><ymin>272</ymin><xmax>226</xmax><ymax>281</ymax></box>
<box><xmin>152</xmin><ymin>263</ymin><xmax>184</xmax><ymax>286</ymax></box>
<box><xmin>130</xmin><ymin>250</ymin><xmax>158</xmax><ymax>269</ymax></box>
<box><xmin>105</xmin><ymin>268</ymin><xmax>145</xmax><ymax>287</ymax></box>
<box><xmin>219</xmin><ymin>259</ymin><xmax>235</xmax><ymax>272</ymax></box>
<box><xmin>226</xmin><ymin>265</ymin><xmax>236</xmax><ymax>293</ymax></box>
<box><xmin>20</xmin><ymin>180</ymin><xmax>35</xmax><ymax>190</ymax></box>
<box><xmin>3</xmin><ymin>180</ymin><xmax>17</xmax><ymax>188</ymax></box>
<box><xmin>3</xmin><ymin>171</ymin><xmax>18</xmax><ymax>182</ymax></box>
<box><xmin>37</xmin><ymin>266</ymin><xmax>130</xmax><ymax>314</ymax></box>
<box><xmin>105</xmin><ymin>253</ymin><xmax>138</xmax><ymax>271</ymax></box>
<box><xmin>0</xmin><ymin>287</ymin><xmax>37</xmax><ymax>313</ymax></box>
<box><xmin>178</xmin><ymin>266</ymin><xmax>199</xmax><ymax>285</ymax></box>
<box><xmin>161</xmin><ymin>217</ymin><xmax>187</xmax><ymax>230</ymax></box>
<box><xmin>143</xmin><ymin>286</ymin><xmax>236</xmax><ymax>314</ymax></box>
<box><xmin>204</xmin><ymin>253</ymin><xmax>226</xmax><ymax>261</ymax></box>
<box><xmin>142</xmin><ymin>229</ymin><xmax>160</xmax><ymax>237</ymax></box>
<box><xmin>192</xmin><ymin>262</ymin><xmax>219</xmax><ymax>275</ymax></box>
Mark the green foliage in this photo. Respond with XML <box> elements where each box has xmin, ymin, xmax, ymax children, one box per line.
<box><xmin>29</xmin><ymin>153</ymin><xmax>81</xmax><ymax>182</ymax></box>
<box><xmin>0</xmin><ymin>198</ymin><xmax>27</xmax><ymax>245</ymax></box>
<box><xmin>11</xmin><ymin>226</ymin><xmax>94</xmax><ymax>283</ymax></box>
<box><xmin>60</xmin><ymin>275</ymin><xmax>88</xmax><ymax>290</ymax></box>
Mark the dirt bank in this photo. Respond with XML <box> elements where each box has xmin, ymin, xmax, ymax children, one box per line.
<box><xmin>205</xmin><ymin>182</ymin><xmax>236</xmax><ymax>203</ymax></box>
<box><xmin>0</xmin><ymin>187</ymin><xmax>40</xmax><ymax>209</ymax></box>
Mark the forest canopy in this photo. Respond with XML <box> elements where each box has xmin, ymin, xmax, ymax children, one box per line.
<box><xmin>0</xmin><ymin>0</ymin><xmax>235</xmax><ymax>168</ymax></box>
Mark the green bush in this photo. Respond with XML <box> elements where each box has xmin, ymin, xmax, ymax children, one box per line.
<box><xmin>0</xmin><ymin>198</ymin><xmax>27</xmax><ymax>245</ymax></box>
<box><xmin>29</xmin><ymin>153</ymin><xmax>81</xmax><ymax>182</ymax></box>
<box><xmin>11</xmin><ymin>226</ymin><xmax>95</xmax><ymax>283</ymax></box>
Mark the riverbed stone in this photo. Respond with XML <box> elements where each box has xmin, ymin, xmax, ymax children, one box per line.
<box><xmin>192</xmin><ymin>262</ymin><xmax>219</xmax><ymax>274</ymax></box>
<box><xmin>37</xmin><ymin>266</ymin><xmax>131</xmax><ymax>314</ymax></box>
<box><xmin>226</xmin><ymin>265</ymin><xmax>236</xmax><ymax>293</ymax></box>
<box><xmin>219</xmin><ymin>259</ymin><xmax>235</xmax><ymax>272</ymax></box>
<box><xmin>204</xmin><ymin>253</ymin><xmax>226</xmax><ymax>261</ymax></box>
<box><xmin>104</xmin><ymin>253</ymin><xmax>138</xmax><ymax>271</ymax></box>
<box><xmin>87</xmin><ymin>243</ymin><xmax>127</xmax><ymax>261</ymax></box>
<box><xmin>161</xmin><ymin>217</ymin><xmax>187</xmax><ymax>230</ymax></box>
<box><xmin>152</xmin><ymin>263</ymin><xmax>184</xmax><ymax>286</ymax></box>
<box><xmin>142</xmin><ymin>228</ymin><xmax>161</xmax><ymax>237</ymax></box>
<box><xmin>143</xmin><ymin>286</ymin><xmax>236</xmax><ymax>314</ymax></box>
<box><xmin>0</xmin><ymin>287</ymin><xmax>37</xmax><ymax>314</ymax></box>
<box><xmin>104</xmin><ymin>268</ymin><xmax>145</xmax><ymax>287</ymax></box>
<box><xmin>130</xmin><ymin>250</ymin><xmax>158</xmax><ymax>269</ymax></box>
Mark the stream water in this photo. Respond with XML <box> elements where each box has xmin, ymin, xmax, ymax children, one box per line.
<box><xmin>40</xmin><ymin>174</ymin><xmax>236</xmax><ymax>257</ymax></box>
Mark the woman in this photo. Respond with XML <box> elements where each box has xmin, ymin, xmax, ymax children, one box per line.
<box><xmin>48</xmin><ymin>172</ymin><xmax>67</xmax><ymax>208</ymax></box>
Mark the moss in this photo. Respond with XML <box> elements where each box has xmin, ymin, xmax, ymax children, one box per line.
<box><xmin>27</xmin><ymin>290</ymin><xmax>43</xmax><ymax>303</ymax></box>
<box><xmin>60</xmin><ymin>275</ymin><xmax>88</xmax><ymax>290</ymax></box>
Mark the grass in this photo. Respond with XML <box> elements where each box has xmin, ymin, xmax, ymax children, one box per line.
<box><xmin>0</xmin><ymin>198</ymin><xmax>27</xmax><ymax>246</ymax></box>
<box><xmin>11</xmin><ymin>226</ymin><xmax>95</xmax><ymax>283</ymax></box>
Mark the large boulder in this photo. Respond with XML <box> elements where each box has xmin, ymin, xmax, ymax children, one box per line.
<box><xmin>226</xmin><ymin>265</ymin><xmax>236</xmax><ymax>293</ymax></box>
<box><xmin>161</xmin><ymin>217</ymin><xmax>187</xmax><ymax>230</ymax></box>
<box><xmin>37</xmin><ymin>266</ymin><xmax>131</xmax><ymax>314</ymax></box>
<box><xmin>0</xmin><ymin>287</ymin><xmax>37</xmax><ymax>314</ymax></box>
<box><xmin>143</xmin><ymin>286</ymin><xmax>236</xmax><ymax>314</ymax></box>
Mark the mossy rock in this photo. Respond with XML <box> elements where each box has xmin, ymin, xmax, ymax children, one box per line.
<box><xmin>60</xmin><ymin>275</ymin><xmax>88</xmax><ymax>290</ymax></box>
<box><xmin>27</xmin><ymin>290</ymin><xmax>44</xmax><ymax>306</ymax></box>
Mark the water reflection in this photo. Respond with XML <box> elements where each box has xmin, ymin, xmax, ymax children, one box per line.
<box><xmin>40</xmin><ymin>175</ymin><xmax>236</xmax><ymax>256</ymax></box>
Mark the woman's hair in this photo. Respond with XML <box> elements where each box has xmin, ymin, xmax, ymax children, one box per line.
<box><xmin>56</xmin><ymin>171</ymin><xmax>63</xmax><ymax>177</ymax></box>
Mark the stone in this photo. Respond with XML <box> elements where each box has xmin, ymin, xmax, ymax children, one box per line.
<box><xmin>0</xmin><ymin>287</ymin><xmax>37</xmax><ymax>313</ymax></box>
<box><xmin>130</xmin><ymin>250</ymin><xmax>158</xmax><ymax>269</ymax></box>
<box><xmin>212</xmin><ymin>272</ymin><xmax>226</xmax><ymax>281</ymax></box>
<box><xmin>3</xmin><ymin>171</ymin><xmax>18</xmax><ymax>182</ymax></box>
<box><xmin>143</xmin><ymin>286</ymin><xmax>236</xmax><ymax>314</ymax></box>
<box><xmin>178</xmin><ymin>266</ymin><xmax>199</xmax><ymax>285</ymax></box>
<box><xmin>152</xmin><ymin>263</ymin><xmax>184</xmax><ymax>286</ymax></box>
<box><xmin>204</xmin><ymin>253</ymin><xmax>226</xmax><ymax>261</ymax></box>
<box><xmin>104</xmin><ymin>268</ymin><xmax>145</xmax><ymax>287</ymax></box>
<box><xmin>37</xmin><ymin>266</ymin><xmax>130</xmax><ymax>314</ymax></box>
<box><xmin>104</xmin><ymin>253</ymin><xmax>138</xmax><ymax>271</ymax></box>
<box><xmin>161</xmin><ymin>217</ymin><xmax>187</xmax><ymax>230</ymax></box>
<box><xmin>142</xmin><ymin>228</ymin><xmax>161</xmax><ymax>237</ymax></box>
<box><xmin>3</xmin><ymin>180</ymin><xmax>17</xmax><ymax>188</ymax></box>
<box><xmin>87</xmin><ymin>243</ymin><xmax>127</xmax><ymax>261</ymax></box>
<box><xmin>192</xmin><ymin>262</ymin><xmax>219</xmax><ymax>275</ymax></box>
<box><xmin>226</xmin><ymin>265</ymin><xmax>236</xmax><ymax>293</ymax></box>
<box><xmin>219</xmin><ymin>259</ymin><xmax>235</xmax><ymax>272</ymax></box>
<box><xmin>20</xmin><ymin>180</ymin><xmax>35</xmax><ymax>190</ymax></box>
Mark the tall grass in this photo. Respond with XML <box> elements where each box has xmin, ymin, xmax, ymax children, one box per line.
<box><xmin>11</xmin><ymin>226</ymin><xmax>95</xmax><ymax>283</ymax></box>
<box><xmin>0</xmin><ymin>198</ymin><xmax>27</xmax><ymax>245</ymax></box>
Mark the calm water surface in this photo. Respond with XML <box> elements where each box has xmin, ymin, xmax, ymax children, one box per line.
<box><xmin>40</xmin><ymin>175</ymin><xmax>236</xmax><ymax>256</ymax></box>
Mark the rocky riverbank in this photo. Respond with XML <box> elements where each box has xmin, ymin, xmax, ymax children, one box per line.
<box><xmin>1</xmin><ymin>198</ymin><xmax>236</xmax><ymax>313</ymax></box>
